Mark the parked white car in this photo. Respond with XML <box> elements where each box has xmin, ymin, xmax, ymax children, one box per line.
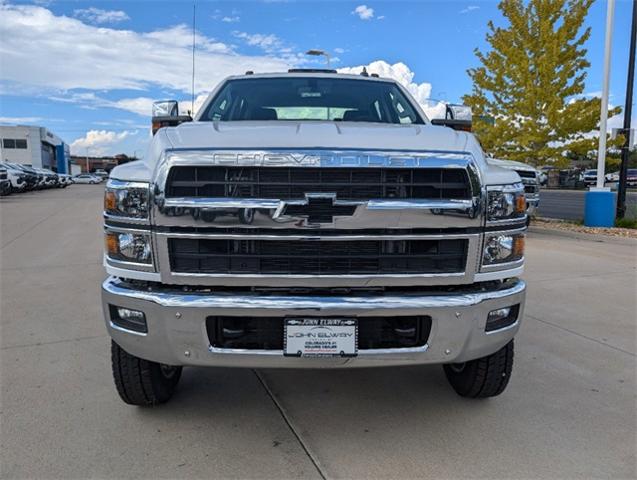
<box><xmin>57</xmin><ymin>174</ymin><xmax>72</xmax><ymax>187</ymax></box>
<box><xmin>2</xmin><ymin>163</ymin><xmax>28</xmax><ymax>192</ymax></box>
<box><xmin>605</xmin><ymin>171</ymin><xmax>620</xmax><ymax>182</ymax></box>
<box><xmin>73</xmin><ymin>174</ymin><xmax>102</xmax><ymax>184</ymax></box>
<box><xmin>582</xmin><ymin>169</ymin><xmax>597</xmax><ymax>187</ymax></box>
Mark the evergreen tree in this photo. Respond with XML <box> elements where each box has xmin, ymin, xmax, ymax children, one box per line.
<box><xmin>463</xmin><ymin>0</ymin><xmax>621</xmax><ymax>167</ymax></box>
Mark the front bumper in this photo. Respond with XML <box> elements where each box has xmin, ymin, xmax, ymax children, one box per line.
<box><xmin>102</xmin><ymin>276</ymin><xmax>526</xmax><ymax>368</ymax></box>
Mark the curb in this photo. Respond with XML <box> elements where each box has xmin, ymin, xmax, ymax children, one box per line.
<box><xmin>528</xmin><ymin>225</ymin><xmax>637</xmax><ymax>246</ymax></box>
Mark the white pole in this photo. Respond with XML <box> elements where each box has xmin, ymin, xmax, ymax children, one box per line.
<box><xmin>596</xmin><ymin>0</ymin><xmax>615</xmax><ymax>189</ymax></box>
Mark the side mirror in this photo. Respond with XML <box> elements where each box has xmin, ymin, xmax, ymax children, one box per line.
<box><xmin>430</xmin><ymin>104</ymin><xmax>472</xmax><ymax>132</ymax></box>
<box><xmin>151</xmin><ymin>100</ymin><xmax>192</xmax><ymax>135</ymax></box>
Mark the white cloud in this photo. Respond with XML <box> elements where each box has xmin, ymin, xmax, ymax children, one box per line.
<box><xmin>233</xmin><ymin>31</ymin><xmax>282</xmax><ymax>53</ymax></box>
<box><xmin>377</xmin><ymin>15</ymin><xmax>386</xmax><ymax>20</ymax></box>
<box><xmin>0</xmin><ymin>3</ymin><xmax>292</xmax><ymax>94</ymax></box>
<box><xmin>222</xmin><ymin>16</ymin><xmax>240</xmax><ymax>23</ymax></box>
<box><xmin>352</xmin><ymin>5</ymin><xmax>374</xmax><ymax>20</ymax></box>
<box><xmin>51</xmin><ymin>91</ymin><xmax>210</xmax><ymax>118</ymax></box>
<box><xmin>73</xmin><ymin>7</ymin><xmax>129</xmax><ymax>24</ymax></box>
<box><xmin>334</xmin><ymin>47</ymin><xmax>345</xmax><ymax>54</ymax></box>
<box><xmin>70</xmin><ymin>130</ymin><xmax>133</xmax><ymax>155</ymax></box>
<box><xmin>459</xmin><ymin>6</ymin><xmax>480</xmax><ymax>14</ymax></box>
<box><xmin>0</xmin><ymin>116</ymin><xmax>43</xmax><ymax>124</ymax></box>
<box><xmin>338</xmin><ymin>60</ymin><xmax>433</xmax><ymax>106</ymax></box>
<box><xmin>111</xmin><ymin>97</ymin><xmax>156</xmax><ymax>117</ymax></box>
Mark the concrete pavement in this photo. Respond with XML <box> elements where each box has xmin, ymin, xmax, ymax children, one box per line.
<box><xmin>1</xmin><ymin>185</ymin><xmax>636</xmax><ymax>479</ymax></box>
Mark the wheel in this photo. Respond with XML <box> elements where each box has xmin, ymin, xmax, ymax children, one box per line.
<box><xmin>111</xmin><ymin>340</ymin><xmax>182</xmax><ymax>406</ymax></box>
<box><xmin>443</xmin><ymin>340</ymin><xmax>514</xmax><ymax>398</ymax></box>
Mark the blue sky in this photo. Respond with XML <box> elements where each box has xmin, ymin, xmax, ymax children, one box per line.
<box><xmin>0</xmin><ymin>0</ymin><xmax>634</xmax><ymax>157</ymax></box>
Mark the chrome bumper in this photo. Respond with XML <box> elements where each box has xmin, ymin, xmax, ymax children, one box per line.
<box><xmin>102</xmin><ymin>276</ymin><xmax>526</xmax><ymax>368</ymax></box>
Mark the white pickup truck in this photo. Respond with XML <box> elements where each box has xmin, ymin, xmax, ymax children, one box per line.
<box><xmin>102</xmin><ymin>70</ymin><xmax>527</xmax><ymax>406</ymax></box>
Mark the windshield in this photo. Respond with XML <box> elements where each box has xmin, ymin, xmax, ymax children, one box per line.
<box><xmin>200</xmin><ymin>77</ymin><xmax>425</xmax><ymax>124</ymax></box>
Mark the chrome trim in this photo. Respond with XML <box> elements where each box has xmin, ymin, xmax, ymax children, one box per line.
<box><xmin>474</xmin><ymin>265</ymin><xmax>524</xmax><ymax>282</ymax></box>
<box><xmin>104</xmin><ymin>259</ymin><xmax>161</xmax><ymax>281</ymax></box>
<box><xmin>104</xmin><ymin>224</ymin><xmax>154</xmax><ymax>235</ymax></box>
<box><xmin>104</xmin><ymin>212</ymin><xmax>151</xmax><ymax>226</ymax></box>
<box><xmin>156</xmin><ymin>232</ymin><xmax>474</xmax><ymax>240</ymax></box>
<box><xmin>480</xmin><ymin>257</ymin><xmax>525</xmax><ymax>273</ymax></box>
<box><xmin>208</xmin><ymin>344</ymin><xmax>428</xmax><ymax>356</ymax></box>
<box><xmin>105</xmin><ymin>256</ymin><xmax>154</xmax><ymax>271</ymax></box>
<box><xmin>103</xmin><ymin>276</ymin><xmax>525</xmax><ymax>311</ymax></box>
<box><xmin>106</xmin><ymin>179</ymin><xmax>150</xmax><ymax>190</ymax></box>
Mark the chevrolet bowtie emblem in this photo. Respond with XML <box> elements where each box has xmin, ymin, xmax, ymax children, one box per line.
<box><xmin>279</xmin><ymin>194</ymin><xmax>358</xmax><ymax>225</ymax></box>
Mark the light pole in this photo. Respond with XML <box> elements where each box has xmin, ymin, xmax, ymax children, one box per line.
<box><xmin>85</xmin><ymin>148</ymin><xmax>90</xmax><ymax>173</ymax></box>
<box><xmin>305</xmin><ymin>49</ymin><xmax>332</xmax><ymax>68</ymax></box>
<box><xmin>617</xmin><ymin>0</ymin><xmax>637</xmax><ymax>219</ymax></box>
<box><xmin>584</xmin><ymin>0</ymin><xmax>616</xmax><ymax>227</ymax></box>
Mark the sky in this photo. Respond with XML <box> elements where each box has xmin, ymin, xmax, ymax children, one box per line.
<box><xmin>0</xmin><ymin>0</ymin><xmax>635</xmax><ymax>158</ymax></box>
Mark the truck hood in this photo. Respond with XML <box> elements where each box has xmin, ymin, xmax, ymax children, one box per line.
<box><xmin>487</xmin><ymin>158</ymin><xmax>537</xmax><ymax>173</ymax></box>
<box><xmin>164</xmin><ymin>121</ymin><xmax>473</xmax><ymax>154</ymax></box>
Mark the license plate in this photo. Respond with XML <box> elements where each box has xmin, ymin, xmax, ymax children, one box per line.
<box><xmin>284</xmin><ymin>318</ymin><xmax>357</xmax><ymax>357</ymax></box>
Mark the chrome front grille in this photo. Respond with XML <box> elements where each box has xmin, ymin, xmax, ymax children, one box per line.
<box><xmin>150</xmin><ymin>149</ymin><xmax>485</xmax><ymax>287</ymax></box>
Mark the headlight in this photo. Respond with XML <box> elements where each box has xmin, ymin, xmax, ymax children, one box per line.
<box><xmin>483</xmin><ymin>233</ymin><xmax>525</xmax><ymax>265</ymax></box>
<box><xmin>487</xmin><ymin>184</ymin><xmax>526</xmax><ymax>221</ymax></box>
<box><xmin>104</xmin><ymin>180</ymin><xmax>149</xmax><ymax>218</ymax></box>
<box><xmin>105</xmin><ymin>232</ymin><xmax>152</xmax><ymax>264</ymax></box>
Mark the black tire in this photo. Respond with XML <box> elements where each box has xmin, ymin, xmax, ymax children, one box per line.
<box><xmin>443</xmin><ymin>340</ymin><xmax>514</xmax><ymax>398</ymax></box>
<box><xmin>111</xmin><ymin>340</ymin><xmax>182</xmax><ymax>406</ymax></box>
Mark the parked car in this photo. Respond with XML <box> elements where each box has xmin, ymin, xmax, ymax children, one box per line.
<box><xmin>93</xmin><ymin>170</ymin><xmax>110</xmax><ymax>180</ymax></box>
<box><xmin>627</xmin><ymin>169</ymin><xmax>637</xmax><ymax>187</ymax></box>
<box><xmin>102</xmin><ymin>70</ymin><xmax>528</xmax><ymax>405</ymax></box>
<box><xmin>582</xmin><ymin>169</ymin><xmax>597</xmax><ymax>187</ymax></box>
<box><xmin>57</xmin><ymin>174</ymin><xmax>72</xmax><ymax>188</ymax></box>
<box><xmin>73</xmin><ymin>174</ymin><xmax>102</xmax><ymax>184</ymax></box>
<box><xmin>0</xmin><ymin>165</ymin><xmax>11</xmax><ymax>196</ymax></box>
<box><xmin>2</xmin><ymin>163</ymin><xmax>28</xmax><ymax>192</ymax></box>
<box><xmin>33</xmin><ymin>167</ymin><xmax>59</xmax><ymax>188</ymax></box>
<box><xmin>6</xmin><ymin>163</ymin><xmax>39</xmax><ymax>190</ymax></box>
<box><xmin>605</xmin><ymin>171</ymin><xmax>620</xmax><ymax>182</ymax></box>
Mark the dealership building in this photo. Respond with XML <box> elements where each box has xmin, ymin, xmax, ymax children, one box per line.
<box><xmin>0</xmin><ymin>125</ymin><xmax>71</xmax><ymax>174</ymax></box>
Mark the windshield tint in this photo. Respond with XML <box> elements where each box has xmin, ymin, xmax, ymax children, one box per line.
<box><xmin>200</xmin><ymin>77</ymin><xmax>424</xmax><ymax>124</ymax></box>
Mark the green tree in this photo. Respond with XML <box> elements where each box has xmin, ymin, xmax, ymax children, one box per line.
<box><xmin>463</xmin><ymin>0</ymin><xmax>621</xmax><ymax>167</ymax></box>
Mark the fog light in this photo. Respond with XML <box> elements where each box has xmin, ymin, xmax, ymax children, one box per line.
<box><xmin>486</xmin><ymin>305</ymin><xmax>519</xmax><ymax>332</ymax></box>
<box><xmin>109</xmin><ymin>305</ymin><xmax>147</xmax><ymax>333</ymax></box>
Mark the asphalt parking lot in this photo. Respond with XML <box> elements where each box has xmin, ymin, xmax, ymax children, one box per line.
<box><xmin>1</xmin><ymin>185</ymin><xmax>636</xmax><ymax>479</ymax></box>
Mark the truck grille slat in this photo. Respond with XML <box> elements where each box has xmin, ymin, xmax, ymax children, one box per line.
<box><xmin>169</xmin><ymin>238</ymin><xmax>468</xmax><ymax>275</ymax></box>
<box><xmin>166</xmin><ymin>167</ymin><xmax>472</xmax><ymax>200</ymax></box>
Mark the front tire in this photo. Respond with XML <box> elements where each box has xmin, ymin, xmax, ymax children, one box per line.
<box><xmin>443</xmin><ymin>340</ymin><xmax>514</xmax><ymax>398</ymax></box>
<box><xmin>111</xmin><ymin>341</ymin><xmax>182</xmax><ymax>406</ymax></box>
